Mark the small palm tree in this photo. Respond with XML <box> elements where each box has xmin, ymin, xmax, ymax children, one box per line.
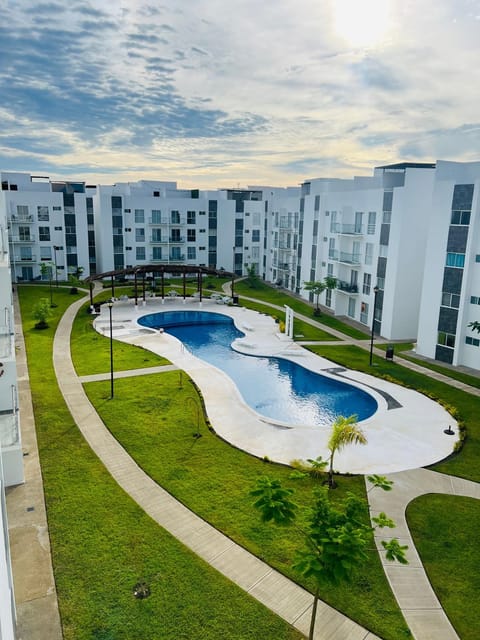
<box><xmin>303</xmin><ymin>280</ymin><xmax>327</xmax><ymax>314</ymax></box>
<box><xmin>469</xmin><ymin>321</ymin><xmax>480</xmax><ymax>333</ymax></box>
<box><xmin>327</xmin><ymin>415</ymin><xmax>367</xmax><ymax>488</ymax></box>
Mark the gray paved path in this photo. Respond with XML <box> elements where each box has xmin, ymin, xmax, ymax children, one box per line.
<box><xmin>53</xmin><ymin>293</ymin><xmax>381</xmax><ymax>639</ymax></box>
<box><xmin>367</xmin><ymin>469</ymin><xmax>480</xmax><ymax>640</ymax></box>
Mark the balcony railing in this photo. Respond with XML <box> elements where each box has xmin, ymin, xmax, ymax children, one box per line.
<box><xmin>337</xmin><ymin>280</ymin><xmax>359</xmax><ymax>294</ymax></box>
<box><xmin>149</xmin><ymin>254</ymin><xmax>185</xmax><ymax>263</ymax></box>
<box><xmin>148</xmin><ymin>218</ymin><xmax>186</xmax><ymax>225</ymax></box>
<box><xmin>150</xmin><ymin>236</ymin><xmax>186</xmax><ymax>244</ymax></box>
<box><xmin>331</xmin><ymin>223</ymin><xmax>363</xmax><ymax>235</ymax></box>
<box><xmin>9</xmin><ymin>214</ymin><xmax>34</xmax><ymax>223</ymax></box>
<box><xmin>328</xmin><ymin>250</ymin><xmax>361</xmax><ymax>265</ymax></box>
<box><xmin>12</xmin><ymin>254</ymin><xmax>36</xmax><ymax>262</ymax></box>
<box><xmin>9</xmin><ymin>235</ymin><xmax>36</xmax><ymax>243</ymax></box>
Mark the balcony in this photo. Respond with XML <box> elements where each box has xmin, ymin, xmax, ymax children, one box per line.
<box><xmin>9</xmin><ymin>214</ymin><xmax>34</xmax><ymax>223</ymax></box>
<box><xmin>331</xmin><ymin>223</ymin><xmax>363</xmax><ymax>235</ymax></box>
<box><xmin>9</xmin><ymin>234</ymin><xmax>36</xmax><ymax>243</ymax></box>
<box><xmin>150</xmin><ymin>236</ymin><xmax>185</xmax><ymax>244</ymax></box>
<box><xmin>11</xmin><ymin>254</ymin><xmax>36</xmax><ymax>262</ymax></box>
<box><xmin>148</xmin><ymin>218</ymin><xmax>186</xmax><ymax>225</ymax></box>
<box><xmin>336</xmin><ymin>280</ymin><xmax>359</xmax><ymax>294</ymax></box>
<box><xmin>328</xmin><ymin>250</ymin><xmax>361</xmax><ymax>265</ymax></box>
<box><xmin>149</xmin><ymin>254</ymin><xmax>185</xmax><ymax>263</ymax></box>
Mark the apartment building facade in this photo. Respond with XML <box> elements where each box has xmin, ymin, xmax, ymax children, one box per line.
<box><xmin>1</xmin><ymin>162</ymin><xmax>480</xmax><ymax>371</ymax></box>
<box><xmin>0</xmin><ymin>185</ymin><xmax>24</xmax><ymax>640</ymax></box>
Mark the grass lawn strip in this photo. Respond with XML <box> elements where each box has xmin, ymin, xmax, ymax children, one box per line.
<box><xmin>18</xmin><ymin>286</ymin><xmax>303</xmax><ymax>640</ymax></box>
<box><xmin>406</xmin><ymin>495</ymin><xmax>480</xmax><ymax>640</ymax></box>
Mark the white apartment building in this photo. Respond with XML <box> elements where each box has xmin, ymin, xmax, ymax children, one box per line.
<box><xmin>0</xmin><ymin>185</ymin><xmax>23</xmax><ymax>640</ymax></box>
<box><xmin>416</xmin><ymin>161</ymin><xmax>480</xmax><ymax>369</ymax></box>
<box><xmin>1</xmin><ymin>163</ymin><xmax>480</xmax><ymax>371</ymax></box>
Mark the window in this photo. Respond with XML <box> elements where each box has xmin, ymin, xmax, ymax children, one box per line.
<box><xmin>187</xmin><ymin>211</ymin><xmax>196</xmax><ymax>224</ymax></box>
<box><xmin>135</xmin><ymin>209</ymin><xmax>145</xmax><ymax>223</ymax></box>
<box><xmin>187</xmin><ymin>246</ymin><xmax>196</xmax><ymax>260</ymax></box>
<box><xmin>365</xmin><ymin>243</ymin><xmax>373</xmax><ymax>265</ymax></box>
<box><xmin>446</xmin><ymin>253</ymin><xmax>465</xmax><ymax>268</ymax></box>
<box><xmin>437</xmin><ymin>331</ymin><xmax>455</xmax><ymax>348</ymax></box>
<box><xmin>376</xmin><ymin>277</ymin><xmax>385</xmax><ymax>289</ymax></box>
<box><xmin>441</xmin><ymin>292</ymin><xmax>460</xmax><ymax>308</ymax></box>
<box><xmin>124</xmin><ymin>208</ymin><xmax>131</xmax><ymax>213</ymax></box>
<box><xmin>53</xmin><ymin>206</ymin><xmax>62</xmax><ymax>211</ymax></box>
<box><xmin>39</xmin><ymin>226</ymin><xmax>50</xmax><ymax>241</ymax></box>
<box><xmin>199</xmin><ymin>229</ymin><xmax>206</xmax><ymax>233</ymax></box>
<box><xmin>135</xmin><ymin>228</ymin><xmax>145</xmax><ymax>242</ymax></box>
<box><xmin>187</xmin><ymin>229</ymin><xmax>196</xmax><ymax>242</ymax></box>
<box><xmin>325</xmin><ymin>289</ymin><xmax>332</xmax><ymax>307</ymax></box>
<box><xmin>347</xmin><ymin>298</ymin><xmax>356</xmax><ymax>318</ymax></box>
<box><xmin>199</xmin><ymin>210</ymin><xmax>206</xmax><ymax>216</ymax></box>
<box><xmin>471</xmin><ymin>296</ymin><xmax>480</xmax><ymax>305</ymax></box>
<box><xmin>360</xmin><ymin>301</ymin><xmax>369</xmax><ymax>324</ymax></box>
<box><xmin>363</xmin><ymin>273</ymin><xmax>371</xmax><ymax>295</ymax></box>
<box><xmin>450</xmin><ymin>210</ymin><xmax>471</xmax><ymax>225</ymax></box>
<box><xmin>151</xmin><ymin>228</ymin><xmax>162</xmax><ymax>242</ymax></box>
<box><xmin>252</xmin><ymin>229</ymin><xmax>260</xmax><ymax>242</ymax></box>
<box><xmin>379</xmin><ymin>244</ymin><xmax>388</xmax><ymax>258</ymax></box>
<box><xmin>327</xmin><ymin>263</ymin><xmax>334</xmax><ymax>276</ymax></box>
<box><xmin>198</xmin><ymin>246</ymin><xmax>206</xmax><ymax>251</ymax></box>
<box><xmin>152</xmin><ymin>246</ymin><xmax>162</xmax><ymax>260</ymax></box>
<box><xmin>40</xmin><ymin>246</ymin><xmax>52</xmax><ymax>261</ymax></box>
<box><xmin>37</xmin><ymin>206</ymin><xmax>49</xmax><ymax>221</ymax></box>
<box><xmin>382</xmin><ymin>211</ymin><xmax>391</xmax><ymax>224</ymax></box>
<box><xmin>367</xmin><ymin>211</ymin><xmax>376</xmax><ymax>234</ymax></box>
<box><xmin>171</xmin><ymin>210</ymin><xmax>180</xmax><ymax>224</ymax></box>
<box><xmin>16</xmin><ymin>205</ymin><xmax>29</xmax><ymax>217</ymax></box>
<box><xmin>476</xmin><ymin>255</ymin><xmax>480</xmax><ymax>263</ymax></box>
<box><xmin>466</xmin><ymin>336</ymin><xmax>480</xmax><ymax>347</ymax></box>
<box><xmin>151</xmin><ymin>210</ymin><xmax>162</xmax><ymax>224</ymax></box>
<box><xmin>54</xmin><ymin>226</ymin><xmax>62</xmax><ymax>231</ymax></box>
<box><xmin>136</xmin><ymin>246</ymin><xmax>146</xmax><ymax>260</ymax></box>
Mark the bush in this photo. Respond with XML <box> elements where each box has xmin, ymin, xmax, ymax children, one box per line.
<box><xmin>32</xmin><ymin>298</ymin><xmax>53</xmax><ymax>329</ymax></box>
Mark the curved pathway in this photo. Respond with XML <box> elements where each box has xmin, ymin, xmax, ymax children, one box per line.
<box><xmin>53</xmin><ymin>292</ymin><xmax>380</xmax><ymax>639</ymax></box>
<box><xmin>367</xmin><ymin>469</ymin><xmax>480</xmax><ymax>640</ymax></box>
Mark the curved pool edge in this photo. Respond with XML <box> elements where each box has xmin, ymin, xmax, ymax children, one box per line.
<box><xmin>92</xmin><ymin>298</ymin><xmax>460</xmax><ymax>474</ymax></box>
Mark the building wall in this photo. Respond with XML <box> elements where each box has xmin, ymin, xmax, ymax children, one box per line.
<box><xmin>2</xmin><ymin>164</ymin><xmax>480</xmax><ymax>371</ymax></box>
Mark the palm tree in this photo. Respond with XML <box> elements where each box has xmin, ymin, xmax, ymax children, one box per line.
<box><xmin>469</xmin><ymin>321</ymin><xmax>480</xmax><ymax>333</ymax></box>
<box><xmin>303</xmin><ymin>280</ymin><xmax>327</xmax><ymax>315</ymax></box>
<box><xmin>327</xmin><ymin>415</ymin><xmax>367</xmax><ymax>488</ymax></box>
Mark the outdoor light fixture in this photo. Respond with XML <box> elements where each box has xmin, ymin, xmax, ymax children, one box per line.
<box><xmin>369</xmin><ymin>285</ymin><xmax>380</xmax><ymax>366</ymax></box>
<box><xmin>53</xmin><ymin>245</ymin><xmax>61</xmax><ymax>287</ymax></box>
<box><xmin>107</xmin><ymin>299</ymin><xmax>114</xmax><ymax>399</ymax></box>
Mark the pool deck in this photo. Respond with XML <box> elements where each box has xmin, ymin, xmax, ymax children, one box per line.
<box><xmin>94</xmin><ymin>297</ymin><xmax>459</xmax><ymax>475</ymax></box>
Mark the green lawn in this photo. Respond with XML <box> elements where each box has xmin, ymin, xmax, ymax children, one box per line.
<box><xmin>18</xmin><ymin>286</ymin><xmax>303</xmax><ymax>640</ymax></box>
<box><xmin>19</xmin><ymin>282</ymin><xmax>480</xmax><ymax>640</ymax></box>
<box><xmin>406</xmin><ymin>495</ymin><xmax>480</xmax><ymax>640</ymax></box>
<box><xmin>234</xmin><ymin>280</ymin><xmax>369</xmax><ymax>339</ymax></box>
<box><xmin>71</xmin><ymin>301</ymin><xmax>170</xmax><ymax>376</ymax></box>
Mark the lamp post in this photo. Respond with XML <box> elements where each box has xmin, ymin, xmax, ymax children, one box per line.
<box><xmin>369</xmin><ymin>285</ymin><xmax>379</xmax><ymax>366</ymax></box>
<box><xmin>107</xmin><ymin>299</ymin><xmax>114</xmax><ymax>399</ymax></box>
<box><xmin>53</xmin><ymin>245</ymin><xmax>61</xmax><ymax>287</ymax></box>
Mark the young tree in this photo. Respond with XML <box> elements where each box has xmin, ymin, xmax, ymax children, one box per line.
<box><xmin>32</xmin><ymin>298</ymin><xmax>53</xmax><ymax>329</ymax></box>
<box><xmin>245</xmin><ymin>263</ymin><xmax>260</xmax><ymax>289</ymax></box>
<box><xmin>251</xmin><ymin>476</ymin><xmax>407</xmax><ymax>640</ymax></box>
<box><xmin>303</xmin><ymin>281</ymin><xmax>327</xmax><ymax>315</ymax></box>
<box><xmin>324</xmin><ymin>275</ymin><xmax>337</xmax><ymax>297</ymax></box>
<box><xmin>327</xmin><ymin>415</ymin><xmax>367</xmax><ymax>488</ymax></box>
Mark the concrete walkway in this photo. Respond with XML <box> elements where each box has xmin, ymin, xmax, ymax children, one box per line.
<box><xmin>367</xmin><ymin>469</ymin><xmax>480</xmax><ymax>640</ymax></box>
<box><xmin>52</xmin><ymin>293</ymin><xmax>381</xmax><ymax>640</ymax></box>
<box><xmin>6</xmin><ymin>293</ymin><xmax>63</xmax><ymax>640</ymax></box>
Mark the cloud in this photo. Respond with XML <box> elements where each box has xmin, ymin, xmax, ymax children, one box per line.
<box><xmin>0</xmin><ymin>0</ymin><xmax>479</xmax><ymax>188</ymax></box>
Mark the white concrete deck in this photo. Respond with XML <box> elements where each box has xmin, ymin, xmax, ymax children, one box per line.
<box><xmin>94</xmin><ymin>297</ymin><xmax>459</xmax><ymax>474</ymax></box>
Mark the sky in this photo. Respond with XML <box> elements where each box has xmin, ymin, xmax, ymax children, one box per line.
<box><xmin>0</xmin><ymin>0</ymin><xmax>479</xmax><ymax>189</ymax></box>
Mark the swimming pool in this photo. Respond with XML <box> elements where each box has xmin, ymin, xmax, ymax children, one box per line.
<box><xmin>138</xmin><ymin>310</ymin><xmax>377</xmax><ymax>427</ymax></box>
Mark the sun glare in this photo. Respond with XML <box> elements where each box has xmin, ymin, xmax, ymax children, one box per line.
<box><xmin>333</xmin><ymin>0</ymin><xmax>391</xmax><ymax>48</ymax></box>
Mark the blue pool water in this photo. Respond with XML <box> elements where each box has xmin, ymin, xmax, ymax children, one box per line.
<box><xmin>138</xmin><ymin>310</ymin><xmax>377</xmax><ymax>427</ymax></box>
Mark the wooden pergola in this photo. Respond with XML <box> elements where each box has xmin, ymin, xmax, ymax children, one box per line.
<box><xmin>84</xmin><ymin>264</ymin><xmax>236</xmax><ymax>307</ymax></box>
